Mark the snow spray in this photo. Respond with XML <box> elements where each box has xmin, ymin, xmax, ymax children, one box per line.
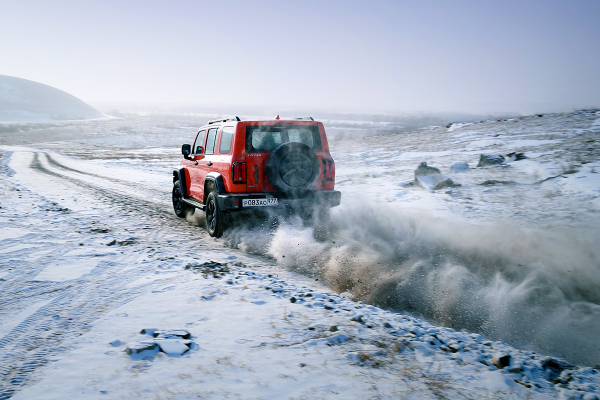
<box><xmin>223</xmin><ymin>199</ymin><xmax>600</xmax><ymax>367</ymax></box>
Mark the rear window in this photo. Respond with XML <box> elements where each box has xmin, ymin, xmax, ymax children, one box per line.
<box><xmin>245</xmin><ymin>124</ymin><xmax>321</xmax><ymax>153</ymax></box>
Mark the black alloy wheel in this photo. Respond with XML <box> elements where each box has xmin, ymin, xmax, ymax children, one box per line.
<box><xmin>172</xmin><ymin>180</ymin><xmax>194</xmax><ymax>218</ymax></box>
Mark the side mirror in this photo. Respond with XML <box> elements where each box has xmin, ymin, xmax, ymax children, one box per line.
<box><xmin>182</xmin><ymin>144</ymin><xmax>191</xmax><ymax>159</ymax></box>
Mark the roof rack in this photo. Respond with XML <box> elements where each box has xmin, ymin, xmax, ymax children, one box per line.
<box><xmin>207</xmin><ymin>116</ymin><xmax>241</xmax><ymax>125</ymax></box>
<box><xmin>292</xmin><ymin>117</ymin><xmax>314</xmax><ymax>121</ymax></box>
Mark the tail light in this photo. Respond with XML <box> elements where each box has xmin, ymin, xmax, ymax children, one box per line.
<box><xmin>322</xmin><ymin>159</ymin><xmax>335</xmax><ymax>183</ymax></box>
<box><xmin>232</xmin><ymin>162</ymin><xmax>246</xmax><ymax>184</ymax></box>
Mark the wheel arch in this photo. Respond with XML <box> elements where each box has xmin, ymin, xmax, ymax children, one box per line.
<box><xmin>203</xmin><ymin>172</ymin><xmax>226</xmax><ymax>203</ymax></box>
<box><xmin>174</xmin><ymin>168</ymin><xmax>188</xmax><ymax>198</ymax></box>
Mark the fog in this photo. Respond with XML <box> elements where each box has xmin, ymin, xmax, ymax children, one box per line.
<box><xmin>1</xmin><ymin>0</ymin><xmax>600</xmax><ymax>114</ymax></box>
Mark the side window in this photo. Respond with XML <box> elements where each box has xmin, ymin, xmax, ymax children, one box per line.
<box><xmin>219</xmin><ymin>126</ymin><xmax>234</xmax><ymax>154</ymax></box>
<box><xmin>204</xmin><ymin>128</ymin><xmax>218</xmax><ymax>154</ymax></box>
<box><xmin>193</xmin><ymin>130</ymin><xmax>206</xmax><ymax>154</ymax></box>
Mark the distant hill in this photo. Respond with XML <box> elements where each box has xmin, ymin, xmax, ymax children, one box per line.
<box><xmin>0</xmin><ymin>75</ymin><xmax>104</xmax><ymax>123</ymax></box>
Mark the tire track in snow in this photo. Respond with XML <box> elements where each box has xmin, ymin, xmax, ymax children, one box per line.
<box><xmin>0</xmin><ymin>152</ymin><xmax>201</xmax><ymax>398</ymax></box>
<box><xmin>31</xmin><ymin>152</ymin><xmax>173</xmax><ymax>220</ymax></box>
<box><xmin>1</xmin><ymin>150</ymin><xmax>271</xmax><ymax>398</ymax></box>
<box><xmin>44</xmin><ymin>153</ymin><xmax>167</xmax><ymax>201</ymax></box>
<box><xmin>0</xmin><ymin>274</ymin><xmax>182</xmax><ymax>399</ymax></box>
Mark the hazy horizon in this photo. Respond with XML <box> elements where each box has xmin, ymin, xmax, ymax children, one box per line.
<box><xmin>2</xmin><ymin>0</ymin><xmax>599</xmax><ymax>115</ymax></box>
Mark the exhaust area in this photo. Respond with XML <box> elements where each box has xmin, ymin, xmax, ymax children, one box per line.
<box><xmin>223</xmin><ymin>200</ymin><xmax>600</xmax><ymax>367</ymax></box>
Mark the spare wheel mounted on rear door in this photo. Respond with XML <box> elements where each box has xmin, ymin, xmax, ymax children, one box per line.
<box><xmin>265</xmin><ymin>142</ymin><xmax>320</xmax><ymax>198</ymax></box>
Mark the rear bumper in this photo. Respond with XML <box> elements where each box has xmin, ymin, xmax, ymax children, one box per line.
<box><xmin>217</xmin><ymin>190</ymin><xmax>341</xmax><ymax>212</ymax></box>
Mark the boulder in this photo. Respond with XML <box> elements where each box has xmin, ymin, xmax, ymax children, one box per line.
<box><xmin>126</xmin><ymin>341</ymin><xmax>160</xmax><ymax>360</ymax></box>
<box><xmin>126</xmin><ymin>341</ymin><xmax>158</xmax><ymax>355</ymax></box>
<box><xmin>477</xmin><ymin>154</ymin><xmax>505</xmax><ymax>167</ymax></box>
<box><xmin>416</xmin><ymin>174</ymin><xmax>457</xmax><ymax>191</ymax></box>
<box><xmin>414</xmin><ymin>162</ymin><xmax>459</xmax><ymax>191</ymax></box>
<box><xmin>450</xmin><ymin>162</ymin><xmax>469</xmax><ymax>173</ymax></box>
<box><xmin>415</xmin><ymin>162</ymin><xmax>441</xmax><ymax>177</ymax></box>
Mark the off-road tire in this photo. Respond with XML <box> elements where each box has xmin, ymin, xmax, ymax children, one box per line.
<box><xmin>172</xmin><ymin>180</ymin><xmax>194</xmax><ymax>218</ymax></box>
<box><xmin>266</xmin><ymin>142</ymin><xmax>320</xmax><ymax>198</ymax></box>
<box><xmin>205</xmin><ymin>191</ymin><xmax>226</xmax><ymax>237</ymax></box>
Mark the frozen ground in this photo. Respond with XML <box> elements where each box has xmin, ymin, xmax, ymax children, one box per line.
<box><xmin>1</xmin><ymin>110</ymin><xmax>599</xmax><ymax>399</ymax></box>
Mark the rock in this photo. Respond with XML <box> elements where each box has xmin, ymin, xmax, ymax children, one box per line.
<box><xmin>154</xmin><ymin>329</ymin><xmax>191</xmax><ymax>339</ymax></box>
<box><xmin>477</xmin><ymin>154</ymin><xmax>505</xmax><ymax>167</ymax></box>
<box><xmin>126</xmin><ymin>341</ymin><xmax>158</xmax><ymax>356</ymax></box>
<box><xmin>506</xmin><ymin>152</ymin><xmax>527</xmax><ymax>162</ymax></box>
<box><xmin>416</xmin><ymin>174</ymin><xmax>458</xmax><ymax>191</ymax></box>
<box><xmin>107</xmin><ymin>238</ymin><xmax>137</xmax><ymax>246</ymax></box>
<box><xmin>140</xmin><ymin>328</ymin><xmax>158</xmax><ymax>336</ymax></box>
<box><xmin>329</xmin><ymin>325</ymin><xmax>338</xmax><ymax>332</ymax></box>
<box><xmin>491</xmin><ymin>353</ymin><xmax>511</xmax><ymax>369</ymax></box>
<box><xmin>155</xmin><ymin>339</ymin><xmax>192</xmax><ymax>356</ymax></box>
<box><xmin>109</xmin><ymin>339</ymin><xmax>123</xmax><ymax>347</ymax></box>
<box><xmin>480</xmin><ymin>180</ymin><xmax>516</xmax><ymax>186</ymax></box>
<box><xmin>117</xmin><ymin>238</ymin><xmax>137</xmax><ymax>246</ymax></box>
<box><xmin>414</xmin><ymin>162</ymin><xmax>459</xmax><ymax>191</ymax></box>
<box><xmin>415</xmin><ymin>162</ymin><xmax>441</xmax><ymax>177</ymax></box>
<box><xmin>541</xmin><ymin>357</ymin><xmax>572</xmax><ymax>380</ymax></box>
<box><xmin>450</xmin><ymin>162</ymin><xmax>469</xmax><ymax>173</ymax></box>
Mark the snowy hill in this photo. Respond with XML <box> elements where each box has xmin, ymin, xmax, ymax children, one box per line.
<box><xmin>0</xmin><ymin>75</ymin><xmax>104</xmax><ymax>123</ymax></box>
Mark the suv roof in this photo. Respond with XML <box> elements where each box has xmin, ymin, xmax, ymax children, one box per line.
<box><xmin>207</xmin><ymin>116</ymin><xmax>315</xmax><ymax>125</ymax></box>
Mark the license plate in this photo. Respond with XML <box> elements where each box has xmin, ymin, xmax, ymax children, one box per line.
<box><xmin>242</xmin><ymin>198</ymin><xmax>278</xmax><ymax>207</ymax></box>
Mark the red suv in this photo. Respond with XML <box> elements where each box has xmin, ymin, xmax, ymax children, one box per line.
<box><xmin>172</xmin><ymin>116</ymin><xmax>341</xmax><ymax>237</ymax></box>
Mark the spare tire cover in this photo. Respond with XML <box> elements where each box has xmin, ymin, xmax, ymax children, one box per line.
<box><xmin>266</xmin><ymin>142</ymin><xmax>319</xmax><ymax>197</ymax></box>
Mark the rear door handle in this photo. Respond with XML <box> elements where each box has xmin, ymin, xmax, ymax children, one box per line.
<box><xmin>206</xmin><ymin>161</ymin><xmax>213</xmax><ymax>166</ymax></box>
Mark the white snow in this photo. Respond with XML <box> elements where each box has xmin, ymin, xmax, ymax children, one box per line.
<box><xmin>1</xmin><ymin>109</ymin><xmax>599</xmax><ymax>399</ymax></box>
<box><xmin>33</xmin><ymin>259</ymin><xmax>98</xmax><ymax>281</ymax></box>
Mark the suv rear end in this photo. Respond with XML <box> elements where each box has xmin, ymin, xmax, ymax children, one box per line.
<box><xmin>172</xmin><ymin>116</ymin><xmax>341</xmax><ymax>237</ymax></box>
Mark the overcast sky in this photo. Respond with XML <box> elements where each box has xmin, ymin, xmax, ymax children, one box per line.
<box><xmin>1</xmin><ymin>0</ymin><xmax>599</xmax><ymax>114</ymax></box>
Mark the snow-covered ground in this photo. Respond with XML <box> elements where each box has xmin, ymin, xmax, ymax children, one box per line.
<box><xmin>1</xmin><ymin>110</ymin><xmax>599</xmax><ymax>399</ymax></box>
